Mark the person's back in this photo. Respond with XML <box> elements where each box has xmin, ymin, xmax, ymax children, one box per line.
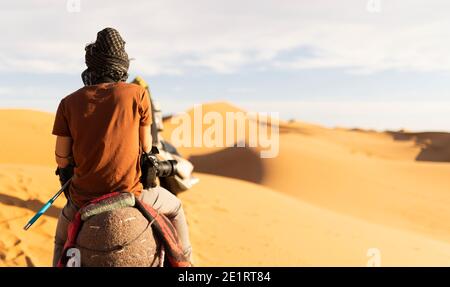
<box><xmin>53</xmin><ymin>82</ymin><xmax>151</xmax><ymax>207</ymax></box>
<box><xmin>51</xmin><ymin>27</ymin><xmax>192</xmax><ymax>266</ymax></box>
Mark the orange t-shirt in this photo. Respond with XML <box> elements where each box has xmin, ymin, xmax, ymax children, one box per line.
<box><xmin>52</xmin><ymin>82</ymin><xmax>152</xmax><ymax>207</ymax></box>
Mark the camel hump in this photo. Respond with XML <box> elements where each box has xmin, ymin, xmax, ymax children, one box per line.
<box><xmin>76</xmin><ymin>206</ymin><xmax>162</xmax><ymax>267</ymax></box>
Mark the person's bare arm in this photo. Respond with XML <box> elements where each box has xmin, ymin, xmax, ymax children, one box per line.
<box><xmin>139</xmin><ymin>125</ymin><xmax>152</xmax><ymax>153</ymax></box>
<box><xmin>55</xmin><ymin>136</ymin><xmax>73</xmax><ymax>168</ymax></box>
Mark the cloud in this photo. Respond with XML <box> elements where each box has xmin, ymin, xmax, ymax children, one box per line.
<box><xmin>237</xmin><ymin>100</ymin><xmax>450</xmax><ymax>132</ymax></box>
<box><xmin>1</xmin><ymin>0</ymin><xmax>450</xmax><ymax>75</ymax></box>
<box><xmin>274</xmin><ymin>20</ymin><xmax>450</xmax><ymax>74</ymax></box>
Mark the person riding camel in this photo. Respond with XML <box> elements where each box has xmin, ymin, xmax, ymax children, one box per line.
<box><xmin>51</xmin><ymin>27</ymin><xmax>192</xmax><ymax>266</ymax></box>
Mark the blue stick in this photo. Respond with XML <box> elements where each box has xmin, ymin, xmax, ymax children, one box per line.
<box><xmin>23</xmin><ymin>178</ymin><xmax>72</xmax><ymax>230</ymax></box>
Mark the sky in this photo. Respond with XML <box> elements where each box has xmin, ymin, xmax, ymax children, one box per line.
<box><xmin>0</xmin><ymin>0</ymin><xmax>449</xmax><ymax>131</ymax></box>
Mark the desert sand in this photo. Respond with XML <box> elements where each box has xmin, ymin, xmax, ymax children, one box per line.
<box><xmin>1</xmin><ymin>103</ymin><xmax>450</xmax><ymax>266</ymax></box>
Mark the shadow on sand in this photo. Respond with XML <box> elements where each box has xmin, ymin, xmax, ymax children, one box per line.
<box><xmin>387</xmin><ymin>131</ymin><xmax>450</xmax><ymax>163</ymax></box>
<box><xmin>0</xmin><ymin>193</ymin><xmax>61</xmax><ymax>219</ymax></box>
<box><xmin>189</xmin><ymin>146</ymin><xmax>265</xmax><ymax>184</ymax></box>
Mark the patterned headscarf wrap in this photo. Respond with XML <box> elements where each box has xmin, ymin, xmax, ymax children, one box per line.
<box><xmin>81</xmin><ymin>28</ymin><xmax>130</xmax><ymax>86</ymax></box>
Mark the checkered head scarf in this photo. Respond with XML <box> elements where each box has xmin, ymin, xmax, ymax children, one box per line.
<box><xmin>81</xmin><ymin>28</ymin><xmax>130</xmax><ymax>86</ymax></box>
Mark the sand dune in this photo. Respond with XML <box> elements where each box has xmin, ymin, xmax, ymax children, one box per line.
<box><xmin>386</xmin><ymin>131</ymin><xmax>450</xmax><ymax>162</ymax></box>
<box><xmin>163</xmin><ymin>103</ymin><xmax>450</xmax><ymax>245</ymax></box>
<box><xmin>259</xmin><ymin>129</ymin><xmax>450</xmax><ymax>242</ymax></box>
<box><xmin>181</xmin><ymin>174</ymin><xmax>450</xmax><ymax>266</ymax></box>
<box><xmin>0</xmin><ymin>110</ymin><xmax>55</xmax><ymax>166</ymax></box>
<box><xmin>0</xmin><ymin>164</ymin><xmax>63</xmax><ymax>267</ymax></box>
<box><xmin>1</xmin><ymin>164</ymin><xmax>450</xmax><ymax>267</ymax></box>
<box><xmin>1</xmin><ymin>105</ymin><xmax>450</xmax><ymax>266</ymax></box>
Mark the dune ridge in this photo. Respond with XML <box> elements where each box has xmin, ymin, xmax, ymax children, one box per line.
<box><xmin>162</xmin><ymin>103</ymin><xmax>450</xmax><ymax>244</ymax></box>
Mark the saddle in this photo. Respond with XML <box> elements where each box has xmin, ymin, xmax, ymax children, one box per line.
<box><xmin>57</xmin><ymin>192</ymin><xmax>190</xmax><ymax>267</ymax></box>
